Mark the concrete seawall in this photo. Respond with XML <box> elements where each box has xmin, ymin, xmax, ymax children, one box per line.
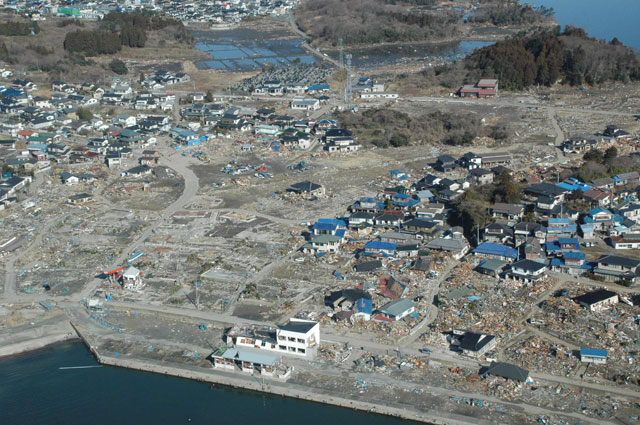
<box><xmin>67</xmin><ymin>320</ymin><xmax>482</xmax><ymax>425</ymax></box>
<box><xmin>93</xmin><ymin>353</ymin><xmax>484</xmax><ymax>425</ymax></box>
<box><xmin>0</xmin><ymin>317</ymin><xmax>79</xmax><ymax>359</ymax></box>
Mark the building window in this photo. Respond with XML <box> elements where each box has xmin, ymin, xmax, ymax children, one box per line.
<box><xmin>279</xmin><ymin>345</ymin><xmax>286</xmax><ymax>350</ymax></box>
<box><xmin>298</xmin><ymin>348</ymin><xmax>305</xmax><ymax>353</ymax></box>
<box><xmin>297</xmin><ymin>338</ymin><xmax>304</xmax><ymax>343</ymax></box>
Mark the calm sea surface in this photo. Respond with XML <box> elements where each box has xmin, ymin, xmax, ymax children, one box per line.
<box><xmin>526</xmin><ymin>0</ymin><xmax>640</xmax><ymax>49</ymax></box>
<box><xmin>0</xmin><ymin>342</ymin><xmax>419</xmax><ymax>425</ymax></box>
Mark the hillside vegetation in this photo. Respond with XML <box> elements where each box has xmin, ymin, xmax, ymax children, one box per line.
<box><xmin>295</xmin><ymin>0</ymin><xmax>459</xmax><ymax>46</ymax></box>
<box><xmin>465</xmin><ymin>27</ymin><xmax>640</xmax><ymax>89</ymax></box>
<box><xmin>295</xmin><ymin>0</ymin><xmax>551</xmax><ymax>46</ymax></box>
<box><xmin>64</xmin><ymin>11</ymin><xmax>190</xmax><ymax>55</ymax></box>
<box><xmin>337</xmin><ymin>108</ymin><xmax>507</xmax><ymax>148</ymax></box>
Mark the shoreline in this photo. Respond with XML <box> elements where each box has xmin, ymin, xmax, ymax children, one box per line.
<box><xmin>65</xmin><ymin>321</ymin><xmax>480</xmax><ymax>425</ymax></box>
<box><xmin>94</xmin><ymin>353</ymin><xmax>482</xmax><ymax>425</ymax></box>
<box><xmin>0</xmin><ymin>316</ymin><xmax>79</xmax><ymax>359</ymax></box>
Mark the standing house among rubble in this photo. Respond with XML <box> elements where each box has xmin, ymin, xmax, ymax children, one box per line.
<box><xmin>579</xmin><ymin>348</ymin><xmax>608</xmax><ymax>364</ymax></box>
<box><xmin>574</xmin><ymin>289</ymin><xmax>618</xmax><ymax>312</ymax></box>
<box><xmin>425</xmin><ymin>237</ymin><xmax>470</xmax><ymax>260</ymax></box>
<box><xmin>226</xmin><ymin>319</ymin><xmax>320</xmax><ymax>358</ymax></box>
<box><xmin>505</xmin><ymin>259</ymin><xmax>547</xmax><ymax>283</ymax></box>
<box><xmin>451</xmin><ymin>330</ymin><xmax>497</xmax><ymax>359</ymax></box>
<box><xmin>211</xmin><ymin>346</ymin><xmax>292</xmax><ymax>379</ymax></box>
<box><xmin>375</xmin><ymin>298</ymin><xmax>415</xmax><ymax>322</ymax></box>
<box><xmin>353</xmin><ymin>298</ymin><xmax>373</xmax><ymax>321</ymax></box>
<box><xmin>122</xmin><ymin>266</ymin><xmax>142</xmax><ymax>290</ymax></box>
<box><xmin>287</xmin><ymin>181</ymin><xmax>325</xmax><ymax>197</ymax></box>
<box><xmin>476</xmin><ymin>259</ymin><xmax>507</xmax><ymax>277</ymax></box>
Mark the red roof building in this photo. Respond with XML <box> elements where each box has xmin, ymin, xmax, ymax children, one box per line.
<box><xmin>459</xmin><ymin>79</ymin><xmax>498</xmax><ymax>98</ymax></box>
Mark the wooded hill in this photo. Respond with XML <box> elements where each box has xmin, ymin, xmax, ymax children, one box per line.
<box><xmin>294</xmin><ymin>0</ymin><xmax>551</xmax><ymax>46</ymax></box>
<box><xmin>465</xmin><ymin>27</ymin><xmax>640</xmax><ymax>89</ymax></box>
<box><xmin>64</xmin><ymin>11</ymin><xmax>190</xmax><ymax>55</ymax></box>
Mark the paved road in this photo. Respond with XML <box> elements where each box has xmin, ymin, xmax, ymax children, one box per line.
<box><xmin>77</xmin><ymin>138</ymin><xmax>200</xmax><ymax>300</ymax></box>
<box><xmin>287</xmin><ymin>10</ymin><xmax>341</xmax><ymax>68</ymax></box>
<box><xmin>401</xmin><ymin>259</ymin><xmax>460</xmax><ymax>345</ymax></box>
<box><xmin>2</xmin><ymin>213</ymin><xmax>67</xmax><ymax>302</ymax></box>
<box><xmin>100</xmin><ymin>297</ymin><xmax>640</xmax><ymax>403</ymax></box>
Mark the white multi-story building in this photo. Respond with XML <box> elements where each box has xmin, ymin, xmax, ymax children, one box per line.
<box><xmin>226</xmin><ymin>319</ymin><xmax>320</xmax><ymax>358</ymax></box>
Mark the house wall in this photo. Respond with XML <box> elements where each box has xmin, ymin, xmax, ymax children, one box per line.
<box><xmin>584</xmin><ymin>296</ymin><xmax>618</xmax><ymax>312</ymax></box>
<box><xmin>581</xmin><ymin>355</ymin><xmax>607</xmax><ymax>364</ymax></box>
<box><xmin>276</xmin><ymin>326</ymin><xmax>319</xmax><ymax>357</ymax></box>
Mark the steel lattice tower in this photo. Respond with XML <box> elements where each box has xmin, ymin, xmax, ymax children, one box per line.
<box><xmin>345</xmin><ymin>54</ymin><xmax>353</xmax><ymax>108</ymax></box>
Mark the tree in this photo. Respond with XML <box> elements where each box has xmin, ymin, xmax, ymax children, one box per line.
<box><xmin>494</xmin><ymin>170</ymin><xmax>520</xmax><ymax>203</ymax></box>
<box><xmin>205</xmin><ymin>90</ymin><xmax>213</xmax><ymax>103</ymax></box>
<box><xmin>604</xmin><ymin>146</ymin><xmax>618</xmax><ymax>160</ymax></box>
<box><xmin>583</xmin><ymin>149</ymin><xmax>603</xmax><ymax>162</ymax></box>
<box><xmin>76</xmin><ymin>107</ymin><xmax>93</xmax><ymax>121</ymax></box>
<box><xmin>454</xmin><ymin>196</ymin><xmax>490</xmax><ymax>239</ymax></box>
<box><xmin>109</xmin><ymin>58</ymin><xmax>128</xmax><ymax>75</ymax></box>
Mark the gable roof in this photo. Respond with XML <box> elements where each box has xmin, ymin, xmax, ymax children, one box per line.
<box><xmin>511</xmin><ymin>259</ymin><xmax>546</xmax><ymax>273</ymax></box>
<box><xmin>473</xmin><ymin>242</ymin><xmax>518</xmax><ymax>259</ymax></box>
<box><xmin>597</xmin><ymin>255</ymin><xmax>640</xmax><ymax>268</ymax></box>
<box><xmin>458</xmin><ymin>332</ymin><xmax>495</xmax><ymax>353</ymax></box>
<box><xmin>426</xmin><ymin>238</ymin><xmax>468</xmax><ymax>252</ymax></box>
<box><xmin>288</xmin><ymin>181</ymin><xmax>322</xmax><ymax>193</ymax></box>
<box><xmin>355</xmin><ymin>260</ymin><xmax>382</xmax><ymax>272</ymax></box>
<box><xmin>378</xmin><ymin>298</ymin><xmax>415</xmax><ymax>317</ymax></box>
<box><xmin>484</xmin><ymin>362</ymin><xmax>529</xmax><ymax>382</ymax></box>
<box><xmin>574</xmin><ymin>289</ymin><xmax>617</xmax><ymax>306</ymax></box>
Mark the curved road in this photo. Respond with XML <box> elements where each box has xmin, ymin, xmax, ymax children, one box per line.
<box><xmin>77</xmin><ymin>139</ymin><xmax>200</xmax><ymax>300</ymax></box>
<box><xmin>287</xmin><ymin>10</ymin><xmax>341</xmax><ymax>68</ymax></box>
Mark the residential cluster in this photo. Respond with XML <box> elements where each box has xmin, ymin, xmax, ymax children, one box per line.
<box><xmin>15</xmin><ymin>0</ymin><xmax>299</xmax><ymax>25</ymax></box>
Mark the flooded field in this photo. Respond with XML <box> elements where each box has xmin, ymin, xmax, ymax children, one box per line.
<box><xmin>192</xmin><ymin>25</ymin><xmax>493</xmax><ymax>73</ymax></box>
<box><xmin>329</xmin><ymin>40</ymin><xmax>494</xmax><ymax>69</ymax></box>
<box><xmin>193</xmin><ymin>28</ymin><xmax>317</xmax><ymax>72</ymax></box>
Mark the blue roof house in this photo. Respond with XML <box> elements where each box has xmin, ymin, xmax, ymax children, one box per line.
<box><xmin>580</xmin><ymin>348</ymin><xmax>607</xmax><ymax>364</ymax></box>
<box><xmin>364</xmin><ymin>240</ymin><xmax>397</xmax><ymax>257</ymax></box>
<box><xmin>472</xmin><ymin>242</ymin><xmax>518</xmax><ymax>261</ymax></box>
<box><xmin>353</xmin><ymin>298</ymin><xmax>373</xmax><ymax>321</ymax></box>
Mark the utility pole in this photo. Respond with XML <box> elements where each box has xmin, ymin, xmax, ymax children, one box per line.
<box><xmin>195</xmin><ymin>281</ymin><xmax>200</xmax><ymax>311</ymax></box>
<box><xmin>344</xmin><ymin>54</ymin><xmax>352</xmax><ymax>109</ymax></box>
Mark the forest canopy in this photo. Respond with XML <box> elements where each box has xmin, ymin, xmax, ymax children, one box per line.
<box><xmin>465</xmin><ymin>27</ymin><xmax>640</xmax><ymax>89</ymax></box>
<box><xmin>63</xmin><ymin>11</ymin><xmax>190</xmax><ymax>55</ymax></box>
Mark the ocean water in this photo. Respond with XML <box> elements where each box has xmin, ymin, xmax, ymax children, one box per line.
<box><xmin>525</xmin><ymin>0</ymin><xmax>640</xmax><ymax>49</ymax></box>
<box><xmin>0</xmin><ymin>342</ymin><xmax>418</xmax><ymax>425</ymax></box>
